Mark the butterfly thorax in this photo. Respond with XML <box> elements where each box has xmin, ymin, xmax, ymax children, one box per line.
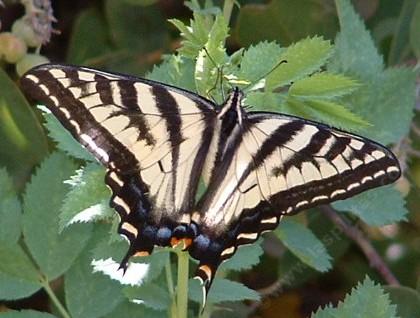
<box><xmin>217</xmin><ymin>87</ymin><xmax>245</xmax><ymax>125</ymax></box>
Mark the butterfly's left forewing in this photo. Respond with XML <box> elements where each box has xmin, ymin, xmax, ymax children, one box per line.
<box><xmin>21</xmin><ymin>64</ymin><xmax>217</xmax><ymax>267</ymax></box>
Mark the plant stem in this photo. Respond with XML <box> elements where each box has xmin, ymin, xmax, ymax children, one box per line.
<box><xmin>321</xmin><ymin>205</ymin><xmax>400</xmax><ymax>285</ymax></box>
<box><xmin>41</xmin><ymin>278</ymin><xmax>71</xmax><ymax>318</ymax></box>
<box><xmin>165</xmin><ymin>256</ymin><xmax>177</xmax><ymax>318</ymax></box>
<box><xmin>223</xmin><ymin>0</ymin><xmax>235</xmax><ymax>24</ymax></box>
<box><xmin>176</xmin><ymin>250</ymin><xmax>190</xmax><ymax>318</ymax></box>
<box><xmin>165</xmin><ymin>256</ymin><xmax>175</xmax><ymax>296</ymax></box>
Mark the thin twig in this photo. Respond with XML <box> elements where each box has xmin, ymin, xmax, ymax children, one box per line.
<box><xmin>222</xmin><ymin>0</ymin><xmax>235</xmax><ymax>24</ymax></box>
<box><xmin>408</xmin><ymin>148</ymin><xmax>420</xmax><ymax>158</ymax></box>
<box><xmin>321</xmin><ymin>205</ymin><xmax>400</xmax><ymax>286</ymax></box>
<box><xmin>411</xmin><ymin>123</ymin><xmax>420</xmax><ymax>137</ymax></box>
<box><xmin>41</xmin><ymin>277</ymin><xmax>71</xmax><ymax>318</ymax></box>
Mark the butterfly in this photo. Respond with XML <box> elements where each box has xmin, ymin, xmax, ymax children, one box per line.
<box><xmin>21</xmin><ymin>63</ymin><xmax>401</xmax><ymax>303</ymax></box>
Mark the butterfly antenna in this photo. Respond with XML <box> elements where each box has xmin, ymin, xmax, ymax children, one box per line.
<box><xmin>201</xmin><ymin>46</ymin><xmax>230</xmax><ymax>102</ymax></box>
<box><xmin>242</xmin><ymin>59</ymin><xmax>288</xmax><ymax>92</ymax></box>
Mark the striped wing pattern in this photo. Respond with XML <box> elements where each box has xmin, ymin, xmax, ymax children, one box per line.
<box><xmin>199</xmin><ymin>113</ymin><xmax>400</xmax><ymax>232</ymax></box>
<box><xmin>21</xmin><ymin>64</ymin><xmax>216</xmax><ymax>266</ymax></box>
<box><xmin>21</xmin><ymin>65</ymin><xmax>401</xmax><ymax>304</ymax></box>
<box><xmin>190</xmin><ymin>93</ymin><xmax>400</xmax><ymax>296</ymax></box>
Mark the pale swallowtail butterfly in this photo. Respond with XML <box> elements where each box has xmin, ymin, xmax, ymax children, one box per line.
<box><xmin>21</xmin><ymin>64</ymin><xmax>401</xmax><ymax>303</ymax></box>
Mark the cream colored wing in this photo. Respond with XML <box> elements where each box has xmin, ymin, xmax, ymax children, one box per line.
<box><xmin>21</xmin><ymin>63</ymin><xmax>217</xmax><ymax>264</ymax></box>
<box><xmin>196</xmin><ymin>112</ymin><xmax>400</xmax><ymax>251</ymax></box>
<box><xmin>191</xmin><ymin>110</ymin><xmax>400</xmax><ymax>302</ymax></box>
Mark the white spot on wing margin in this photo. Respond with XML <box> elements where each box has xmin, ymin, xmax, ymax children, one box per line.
<box><xmin>80</xmin><ymin>133</ymin><xmax>109</xmax><ymax>162</ymax></box>
<box><xmin>92</xmin><ymin>258</ymin><xmax>149</xmax><ymax>286</ymax></box>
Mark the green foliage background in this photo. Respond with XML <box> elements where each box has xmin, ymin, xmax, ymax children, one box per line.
<box><xmin>0</xmin><ymin>0</ymin><xmax>419</xmax><ymax>317</ymax></box>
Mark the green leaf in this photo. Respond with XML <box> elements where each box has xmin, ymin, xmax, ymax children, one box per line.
<box><xmin>220</xmin><ymin>240</ymin><xmax>264</xmax><ymax>272</ymax></box>
<box><xmin>105</xmin><ymin>0</ymin><xmax>169</xmax><ymax>54</ymax></box>
<box><xmin>288</xmin><ymin>98</ymin><xmax>370</xmax><ymax>130</ymax></box>
<box><xmin>124</xmin><ymin>283</ymin><xmax>170</xmax><ymax>311</ymax></box>
<box><xmin>194</xmin><ymin>14</ymin><xmax>229</xmax><ymax>101</ymax></box>
<box><xmin>146</xmin><ymin>55</ymin><xmax>196</xmax><ymax>91</ymax></box>
<box><xmin>0</xmin><ymin>243</ymin><xmax>42</xmax><ymax>299</ymax></box>
<box><xmin>23</xmin><ymin>152</ymin><xmax>92</xmax><ymax>280</ymax></box>
<box><xmin>311</xmin><ymin>305</ymin><xmax>336</xmax><ymax>318</ymax></box>
<box><xmin>312</xmin><ymin>277</ymin><xmax>398</xmax><ymax>318</ymax></box>
<box><xmin>122</xmin><ymin>0</ymin><xmax>158</xmax><ymax>6</ymax></box>
<box><xmin>282</xmin><ymin>95</ymin><xmax>317</xmax><ymax>119</ymax></box>
<box><xmin>65</xmin><ymin>230</ymin><xmax>124</xmax><ymax>318</ymax></box>
<box><xmin>266</xmin><ymin>37</ymin><xmax>333</xmax><ymax>90</ymax></box>
<box><xmin>289</xmin><ymin>73</ymin><xmax>361</xmax><ymax>100</ymax></box>
<box><xmin>277</xmin><ymin>212</ymin><xmax>352</xmax><ymax>289</ymax></box>
<box><xmin>169</xmin><ymin>13</ymin><xmax>213</xmax><ymax>59</ymax></box>
<box><xmin>0</xmin><ymin>310</ymin><xmax>57</xmax><ymax>318</ymax></box>
<box><xmin>329</xmin><ymin>0</ymin><xmax>384</xmax><ymax>80</ymax></box>
<box><xmin>184</xmin><ymin>0</ymin><xmax>221</xmax><ymax>15</ymax></box>
<box><xmin>410</xmin><ymin>3</ymin><xmax>420</xmax><ymax>58</ymax></box>
<box><xmin>235</xmin><ymin>0</ymin><xmax>337</xmax><ymax>47</ymax></box>
<box><xmin>67</xmin><ymin>8</ymin><xmax>112</xmax><ymax>64</ymax></box>
<box><xmin>0</xmin><ymin>272</ymin><xmax>41</xmax><ymax>300</ymax></box>
<box><xmin>247</xmin><ymin>89</ymin><xmax>368</xmax><ymax>131</ymax></box>
<box><xmin>333</xmin><ymin>185</ymin><xmax>407</xmax><ymax>226</ymax></box>
<box><xmin>59</xmin><ymin>163</ymin><xmax>110</xmax><ymax>231</ymax></box>
<box><xmin>388</xmin><ymin>0</ymin><xmax>418</xmax><ymax>65</ymax></box>
<box><xmin>383</xmin><ymin>286</ymin><xmax>420</xmax><ymax>318</ymax></box>
<box><xmin>189</xmin><ymin>278</ymin><xmax>260</xmax><ymax>304</ymax></box>
<box><xmin>92</xmin><ymin>236</ymin><xmax>168</xmax><ymax>285</ymax></box>
<box><xmin>346</xmin><ymin>67</ymin><xmax>415</xmax><ymax>145</ymax></box>
<box><xmin>244</xmin><ymin>91</ymin><xmax>286</xmax><ymax>112</ymax></box>
<box><xmin>103</xmin><ymin>301</ymin><xmax>162</xmax><ymax>318</ymax></box>
<box><xmin>92</xmin><ymin>235</ymin><xmax>128</xmax><ymax>261</ymax></box>
<box><xmin>275</xmin><ymin>219</ymin><xmax>332</xmax><ymax>272</ymax></box>
<box><xmin>0</xmin><ymin>168</ymin><xmax>22</xmax><ymax>245</ymax></box>
<box><xmin>0</xmin><ymin>69</ymin><xmax>48</xmax><ymax>188</ymax></box>
<box><xmin>327</xmin><ymin>1</ymin><xmax>415</xmax><ymax>145</ymax></box>
<box><xmin>171</xmin><ymin>12</ymin><xmax>229</xmax><ymax>101</ymax></box>
<box><xmin>135</xmin><ymin>252</ymin><xmax>169</xmax><ymax>284</ymax></box>
<box><xmin>0</xmin><ymin>244</ymin><xmax>40</xmax><ymax>284</ymax></box>
<box><xmin>44</xmin><ymin>112</ymin><xmax>95</xmax><ymax>162</ymax></box>
<box><xmin>238</xmin><ymin>41</ymin><xmax>283</xmax><ymax>86</ymax></box>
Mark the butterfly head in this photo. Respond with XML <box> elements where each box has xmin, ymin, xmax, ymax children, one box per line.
<box><xmin>218</xmin><ymin>87</ymin><xmax>246</xmax><ymax>127</ymax></box>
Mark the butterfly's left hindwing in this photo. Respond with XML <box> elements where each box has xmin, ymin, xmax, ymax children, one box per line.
<box><xmin>21</xmin><ymin>64</ymin><xmax>217</xmax><ymax>267</ymax></box>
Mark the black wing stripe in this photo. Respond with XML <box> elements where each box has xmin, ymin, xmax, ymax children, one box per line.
<box><xmin>301</xmin><ymin>128</ymin><xmax>331</xmax><ymax>155</ymax></box>
<box><xmin>152</xmin><ymin>85</ymin><xmax>182</xmax><ymax>208</ymax></box>
<box><xmin>95</xmin><ymin>75</ymin><xmax>114</xmax><ymax>105</ymax></box>
<box><xmin>253</xmin><ymin>120</ymin><xmax>305</xmax><ymax>168</ymax></box>
<box><xmin>325</xmin><ymin>135</ymin><xmax>351</xmax><ymax>160</ymax></box>
<box><xmin>116</xmin><ymin>81</ymin><xmax>157</xmax><ymax>146</ymax></box>
<box><xmin>22</xmin><ymin>69</ymin><xmax>138</xmax><ymax>169</ymax></box>
<box><xmin>282</xmin><ymin>128</ymin><xmax>331</xmax><ymax>172</ymax></box>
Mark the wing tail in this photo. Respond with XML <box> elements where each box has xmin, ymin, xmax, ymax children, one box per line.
<box><xmin>194</xmin><ymin>261</ymin><xmax>220</xmax><ymax>310</ymax></box>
